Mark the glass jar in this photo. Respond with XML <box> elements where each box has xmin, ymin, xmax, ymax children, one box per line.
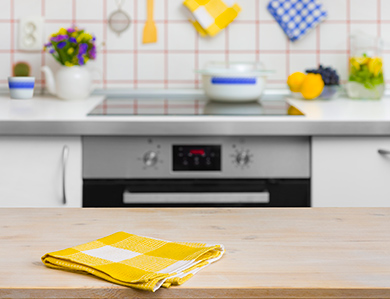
<box><xmin>346</xmin><ymin>33</ymin><xmax>385</xmax><ymax>99</ymax></box>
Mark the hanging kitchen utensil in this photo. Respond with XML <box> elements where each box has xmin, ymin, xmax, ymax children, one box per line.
<box><xmin>108</xmin><ymin>0</ymin><xmax>131</xmax><ymax>36</ymax></box>
<box><xmin>142</xmin><ymin>0</ymin><xmax>157</xmax><ymax>44</ymax></box>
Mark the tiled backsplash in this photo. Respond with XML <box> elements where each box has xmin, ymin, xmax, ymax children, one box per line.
<box><xmin>1</xmin><ymin>0</ymin><xmax>390</xmax><ymax>90</ymax></box>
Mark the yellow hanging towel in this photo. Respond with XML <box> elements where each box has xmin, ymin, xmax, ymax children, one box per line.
<box><xmin>183</xmin><ymin>0</ymin><xmax>241</xmax><ymax>37</ymax></box>
<box><xmin>41</xmin><ymin>231</ymin><xmax>225</xmax><ymax>292</ymax></box>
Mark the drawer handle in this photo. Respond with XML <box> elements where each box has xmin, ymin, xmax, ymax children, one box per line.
<box><xmin>378</xmin><ymin>149</ymin><xmax>390</xmax><ymax>155</ymax></box>
<box><xmin>123</xmin><ymin>192</ymin><xmax>270</xmax><ymax>205</ymax></box>
<box><xmin>62</xmin><ymin>145</ymin><xmax>69</xmax><ymax>205</ymax></box>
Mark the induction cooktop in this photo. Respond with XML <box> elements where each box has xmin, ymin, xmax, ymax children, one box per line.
<box><xmin>88</xmin><ymin>94</ymin><xmax>304</xmax><ymax>116</ymax></box>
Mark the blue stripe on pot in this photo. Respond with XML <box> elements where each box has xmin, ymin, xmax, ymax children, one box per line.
<box><xmin>8</xmin><ymin>82</ymin><xmax>35</xmax><ymax>89</ymax></box>
<box><xmin>211</xmin><ymin>77</ymin><xmax>257</xmax><ymax>85</ymax></box>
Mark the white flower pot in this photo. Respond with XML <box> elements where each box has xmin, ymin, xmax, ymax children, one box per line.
<box><xmin>41</xmin><ymin>65</ymin><xmax>97</xmax><ymax>100</ymax></box>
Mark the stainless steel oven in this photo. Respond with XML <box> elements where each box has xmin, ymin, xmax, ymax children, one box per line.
<box><xmin>82</xmin><ymin>136</ymin><xmax>310</xmax><ymax>207</ymax></box>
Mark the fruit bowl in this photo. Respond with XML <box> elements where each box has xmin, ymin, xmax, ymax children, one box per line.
<box><xmin>319</xmin><ymin>85</ymin><xmax>340</xmax><ymax>99</ymax></box>
<box><xmin>290</xmin><ymin>85</ymin><xmax>340</xmax><ymax>100</ymax></box>
<box><xmin>288</xmin><ymin>65</ymin><xmax>341</xmax><ymax>100</ymax></box>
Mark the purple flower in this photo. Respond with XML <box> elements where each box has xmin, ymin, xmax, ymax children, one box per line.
<box><xmin>79</xmin><ymin>43</ymin><xmax>88</xmax><ymax>55</ymax></box>
<box><xmin>57</xmin><ymin>41</ymin><xmax>67</xmax><ymax>49</ymax></box>
<box><xmin>51</xmin><ymin>35</ymin><xmax>68</xmax><ymax>42</ymax></box>
<box><xmin>89</xmin><ymin>45</ymin><xmax>96</xmax><ymax>59</ymax></box>
<box><xmin>92</xmin><ymin>36</ymin><xmax>96</xmax><ymax>41</ymax></box>
<box><xmin>78</xmin><ymin>54</ymin><xmax>84</xmax><ymax>65</ymax></box>
<box><xmin>67</xmin><ymin>28</ymin><xmax>75</xmax><ymax>33</ymax></box>
<box><xmin>49</xmin><ymin>48</ymin><xmax>55</xmax><ymax>54</ymax></box>
<box><xmin>69</xmin><ymin>37</ymin><xmax>77</xmax><ymax>43</ymax></box>
<box><xmin>44</xmin><ymin>42</ymin><xmax>52</xmax><ymax>47</ymax></box>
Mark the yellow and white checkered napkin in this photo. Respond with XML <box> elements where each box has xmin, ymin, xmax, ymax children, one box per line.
<box><xmin>41</xmin><ymin>232</ymin><xmax>225</xmax><ymax>292</ymax></box>
<box><xmin>183</xmin><ymin>0</ymin><xmax>241</xmax><ymax>37</ymax></box>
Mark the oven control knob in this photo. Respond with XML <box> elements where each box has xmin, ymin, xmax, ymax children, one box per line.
<box><xmin>143</xmin><ymin>151</ymin><xmax>158</xmax><ymax>167</ymax></box>
<box><xmin>235</xmin><ymin>151</ymin><xmax>250</xmax><ymax>166</ymax></box>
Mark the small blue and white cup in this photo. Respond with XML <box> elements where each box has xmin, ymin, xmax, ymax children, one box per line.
<box><xmin>8</xmin><ymin>77</ymin><xmax>35</xmax><ymax>99</ymax></box>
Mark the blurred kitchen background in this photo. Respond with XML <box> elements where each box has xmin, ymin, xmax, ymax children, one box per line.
<box><xmin>1</xmin><ymin>0</ymin><xmax>390</xmax><ymax>90</ymax></box>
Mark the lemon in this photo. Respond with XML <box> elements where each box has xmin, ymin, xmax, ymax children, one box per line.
<box><xmin>350</xmin><ymin>57</ymin><xmax>361</xmax><ymax>71</ymax></box>
<box><xmin>368</xmin><ymin>57</ymin><xmax>383</xmax><ymax>77</ymax></box>
<box><xmin>300</xmin><ymin>73</ymin><xmax>324</xmax><ymax>100</ymax></box>
<box><xmin>287</xmin><ymin>105</ymin><xmax>304</xmax><ymax>115</ymax></box>
<box><xmin>354</xmin><ymin>56</ymin><xmax>369</xmax><ymax>65</ymax></box>
<box><xmin>287</xmin><ymin>72</ymin><xmax>306</xmax><ymax>92</ymax></box>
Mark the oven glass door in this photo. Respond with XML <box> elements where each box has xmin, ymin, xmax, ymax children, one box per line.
<box><xmin>83</xmin><ymin>179</ymin><xmax>310</xmax><ymax>207</ymax></box>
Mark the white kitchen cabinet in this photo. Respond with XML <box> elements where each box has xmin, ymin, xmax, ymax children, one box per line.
<box><xmin>312</xmin><ymin>137</ymin><xmax>390</xmax><ymax>207</ymax></box>
<box><xmin>0</xmin><ymin>137</ymin><xmax>82</xmax><ymax>207</ymax></box>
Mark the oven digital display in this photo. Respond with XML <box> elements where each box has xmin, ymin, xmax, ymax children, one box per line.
<box><xmin>173</xmin><ymin>145</ymin><xmax>221</xmax><ymax>171</ymax></box>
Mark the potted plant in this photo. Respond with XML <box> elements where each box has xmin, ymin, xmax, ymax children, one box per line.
<box><xmin>41</xmin><ymin>26</ymin><xmax>99</xmax><ymax>100</ymax></box>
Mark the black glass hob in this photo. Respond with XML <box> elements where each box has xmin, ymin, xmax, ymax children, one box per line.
<box><xmin>88</xmin><ymin>94</ymin><xmax>303</xmax><ymax>116</ymax></box>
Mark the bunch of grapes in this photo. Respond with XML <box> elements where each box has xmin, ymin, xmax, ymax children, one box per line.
<box><xmin>305</xmin><ymin>65</ymin><xmax>339</xmax><ymax>86</ymax></box>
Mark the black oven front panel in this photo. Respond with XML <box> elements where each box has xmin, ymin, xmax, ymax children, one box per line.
<box><xmin>83</xmin><ymin>179</ymin><xmax>310</xmax><ymax>208</ymax></box>
<box><xmin>173</xmin><ymin>145</ymin><xmax>221</xmax><ymax>171</ymax></box>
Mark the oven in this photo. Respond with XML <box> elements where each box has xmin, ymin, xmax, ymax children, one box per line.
<box><xmin>83</xmin><ymin>136</ymin><xmax>310</xmax><ymax>207</ymax></box>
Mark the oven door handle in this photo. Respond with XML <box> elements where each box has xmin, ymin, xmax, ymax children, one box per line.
<box><xmin>123</xmin><ymin>191</ymin><xmax>270</xmax><ymax>204</ymax></box>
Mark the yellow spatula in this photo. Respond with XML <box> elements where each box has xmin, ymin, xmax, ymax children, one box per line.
<box><xmin>142</xmin><ymin>0</ymin><xmax>157</xmax><ymax>44</ymax></box>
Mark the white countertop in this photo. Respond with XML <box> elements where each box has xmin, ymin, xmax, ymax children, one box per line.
<box><xmin>0</xmin><ymin>91</ymin><xmax>390</xmax><ymax>136</ymax></box>
<box><xmin>288</xmin><ymin>96</ymin><xmax>390</xmax><ymax>121</ymax></box>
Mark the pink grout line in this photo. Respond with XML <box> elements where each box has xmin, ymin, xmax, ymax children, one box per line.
<box><xmin>194</xmin><ymin>30</ymin><xmax>199</xmax><ymax>89</ymax></box>
<box><xmin>194</xmin><ymin>99</ymin><xmax>199</xmax><ymax>115</ymax></box>
<box><xmin>10</xmin><ymin>0</ymin><xmax>14</xmax><ymax>75</ymax></box>
<box><xmin>133</xmin><ymin>0</ymin><xmax>138</xmax><ymax>89</ymax></box>
<box><xmin>102</xmin><ymin>0</ymin><xmax>107</xmax><ymax>89</ymax></box>
<box><xmin>164</xmin><ymin>99</ymin><xmax>168</xmax><ymax>114</ymax></box>
<box><xmin>134</xmin><ymin>99</ymin><xmax>138</xmax><ymax>115</ymax></box>
<box><xmin>225</xmin><ymin>27</ymin><xmax>229</xmax><ymax>62</ymax></box>
<box><xmin>72</xmin><ymin>0</ymin><xmax>76</xmax><ymax>25</ymax></box>
<box><xmin>377</xmin><ymin>0</ymin><xmax>381</xmax><ymax>36</ymax></box>
<box><xmin>103</xmin><ymin>99</ymin><xmax>107</xmax><ymax>115</ymax></box>
<box><xmin>286</xmin><ymin>37</ymin><xmax>290</xmax><ymax>77</ymax></box>
<box><xmin>0</xmin><ymin>49</ymin><xmax>352</xmax><ymax>55</ymax></box>
<box><xmin>255</xmin><ymin>0</ymin><xmax>260</xmax><ymax>62</ymax></box>
<box><xmin>164</xmin><ymin>0</ymin><xmax>169</xmax><ymax>89</ymax></box>
<box><xmin>346</xmin><ymin>0</ymin><xmax>351</xmax><ymax>75</ymax></box>
<box><xmin>1</xmin><ymin>18</ymin><xmax>387</xmax><ymax>25</ymax></box>
<box><xmin>41</xmin><ymin>0</ymin><xmax>46</xmax><ymax>89</ymax></box>
<box><xmin>316</xmin><ymin>26</ymin><xmax>320</xmax><ymax>66</ymax></box>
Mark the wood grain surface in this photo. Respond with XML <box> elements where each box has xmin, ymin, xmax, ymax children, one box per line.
<box><xmin>0</xmin><ymin>208</ymin><xmax>390</xmax><ymax>298</ymax></box>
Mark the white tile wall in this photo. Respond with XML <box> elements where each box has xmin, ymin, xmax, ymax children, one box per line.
<box><xmin>168</xmin><ymin>53</ymin><xmax>195</xmax><ymax>81</ymax></box>
<box><xmin>228</xmin><ymin>24</ymin><xmax>256</xmax><ymax>51</ymax></box>
<box><xmin>289</xmin><ymin>53</ymin><xmax>317</xmax><ymax>74</ymax></box>
<box><xmin>350</xmin><ymin>0</ymin><xmax>377</xmax><ymax>21</ymax></box>
<box><xmin>137</xmin><ymin>53</ymin><xmax>165</xmax><ymax>81</ymax></box>
<box><xmin>76</xmin><ymin>0</ymin><xmax>103</xmax><ymax>20</ymax></box>
<box><xmin>106</xmin><ymin>53</ymin><xmax>134</xmax><ymax>82</ymax></box>
<box><xmin>0</xmin><ymin>0</ymin><xmax>389</xmax><ymax>89</ymax></box>
<box><xmin>380</xmin><ymin>0</ymin><xmax>390</xmax><ymax>21</ymax></box>
<box><xmin>167</xmin><ymin>23</ymin><xmax>196</xmax><ymax>50</ymax></box>
<box><xmin>14</xmin><ymin>0</ymin><xmax>42</xmax><ymax>19</ymax></box>
<box><xmin>323</xmin><ymin>0</ymin><xmax>347</xmax><ymax>21</ymax></box>
<box><xmin>0</xmin><ymin>23</ymin><xmax>11</xmax><ymax>50</ymax></box>
<box><xmin>45</xmin><ymin>0</ymin><xmax>72</xmax><ymax>20</ymax></box>
<box><xmin>319</xmin><ymin>23</ymin><xmax>348</xmax><ymax>51</ymax></box>
<box><xmin>259</xmin><ymin>23</ymin><xmax>287</xmax><ymax>51</ymax></box>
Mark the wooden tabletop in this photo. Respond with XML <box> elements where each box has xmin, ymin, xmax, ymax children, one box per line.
<box><xmin>0</xmin><ymin>208</ymin><xmax>390</xmax><ymax>299</ymax></box>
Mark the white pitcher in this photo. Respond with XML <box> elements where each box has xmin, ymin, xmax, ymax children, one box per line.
<box><xmin>41</xmin><ymin>65</ymin><xmax>99</xmax><ymax>100</ymax></box>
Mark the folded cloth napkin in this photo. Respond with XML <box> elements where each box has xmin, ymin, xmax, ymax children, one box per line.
<box><xmin>41</xmin><ymin>232</ymin><xmax>225</xmax><ymax>292</ymax></box>
<box><xmin>183</xmin><ymin>0</ymin><xmax>241</xmax><ymax>37</ymax></box>
<box><xmin>267</xmin><ymin>0</ymin><xmax>327</xmax><ymax>42</ymax></box>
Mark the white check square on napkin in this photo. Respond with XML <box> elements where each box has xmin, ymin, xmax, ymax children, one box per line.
<box><xmin>267</xmin><ymin>0</ymin><xmax>327</xmax><ymax>42</ymax></box>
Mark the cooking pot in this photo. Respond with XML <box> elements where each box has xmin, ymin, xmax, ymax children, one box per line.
<box><xmin>196</xmin><ymin>62</ymin><xmax>273</xmax><ymax>102</ymax></box>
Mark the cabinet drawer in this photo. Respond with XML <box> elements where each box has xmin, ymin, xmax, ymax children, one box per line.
<box><xmin>0</xmin><ymin>136</ymin><xmax>82</xmax><ymax>207</ymax></box>
<box><xmin>312</xmin><ymin>137</ymin><xmax>390</xmax><ymax>207</ymax></box>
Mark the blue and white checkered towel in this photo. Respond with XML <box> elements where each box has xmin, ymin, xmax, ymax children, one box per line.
<box><xmin>267</xmin><ymin>0</ymin><xmax>327</xmax><ymax>42</ymax></box>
